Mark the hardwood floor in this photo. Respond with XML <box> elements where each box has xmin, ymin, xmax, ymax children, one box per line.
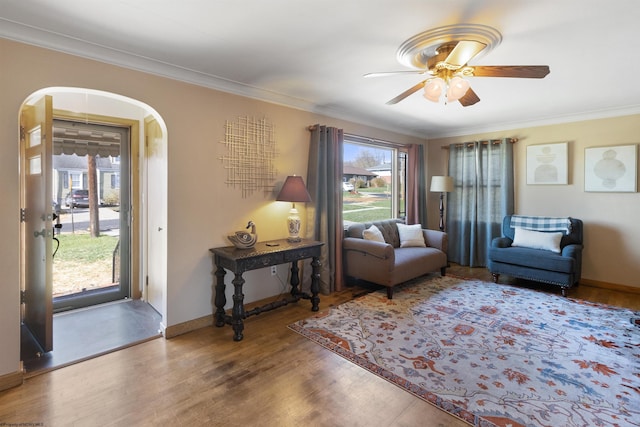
<box><xmin>1</xmin><ymin>266</ymin><xmax>637</xmax><ymax>426</ymax></box>
<box><xmin>451</xmin><ymin>264</ymin><xmax>640</xmax><ymax>310</ymax></box>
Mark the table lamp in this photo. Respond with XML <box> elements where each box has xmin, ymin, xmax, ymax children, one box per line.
<box><xmin>276</xmin><ymin>175</ymin><xmax>312</xmax><ymax>242</ymax></box>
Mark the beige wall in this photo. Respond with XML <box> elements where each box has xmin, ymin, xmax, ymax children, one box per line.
<box><xmin>0</xmin><ymin>39</ymin><xmax>424</xmax><ymax>379</ymax></box>
<box><xmin>427</xmin><ymin>115</ymin><xmax>640</xmax><ymax>289</ymax></box>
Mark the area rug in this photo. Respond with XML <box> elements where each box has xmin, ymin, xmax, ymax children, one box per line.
<box><xmin>289</xmin><ymin>274</ymin><xmax>640</xmax><ymax>427</ymax></box>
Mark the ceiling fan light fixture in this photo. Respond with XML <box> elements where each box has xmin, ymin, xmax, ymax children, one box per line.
<box><xmin>423</xmin><ymin>77</ymin><xmax>445</xmax><ymax>102</ymax></box>
<box><xmin>446</xmin><ymin>76</ymin><xmax>470</xmax><ymax>102</ymax></box>
<box><xmin>378</xmin><ymin>24</ymin><xmax>548</xmax><ymax>106</ymax></box>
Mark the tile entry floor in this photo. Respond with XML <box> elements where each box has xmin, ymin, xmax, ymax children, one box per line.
<box><xmin>21</xmin><ymin>299</ymin><xmax>162</xmax><ymax>377</ymax></box>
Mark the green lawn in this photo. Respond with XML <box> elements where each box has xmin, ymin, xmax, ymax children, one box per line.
<box><xmin>343</xmin><ymin>188</ymin><xmax>399</xmax><ymax>223</ymax></box>
<box><xmin>53</xmin><ymin>233</ymin><xmax>119</xmax><ymax>263</ymax></box>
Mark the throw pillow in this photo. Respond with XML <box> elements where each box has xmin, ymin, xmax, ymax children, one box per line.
<box><xmin>362</xmin><ymin>224</ymin><xmax>385</xmax><ymax>243</ymax></box>
<box><xmin>511</xmin><ymin>227</ymin><xmax>562</xmax><ymax>253</ymax></box>
<box><xmin>397</xmin><ymin>223</ymin><xmax>426</xmax><ymax>248</ymax></box>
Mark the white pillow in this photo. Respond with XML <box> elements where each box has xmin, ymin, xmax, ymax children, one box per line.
<box><xmin>362</xmin><ymin>224</ymin><xmax>385</xmax><ymax>243</ymax></box>
<box><xmin>397</xmin><ymin>223</ymin><xmax>426</xmax><ymax>248</ymax></box>
<box><xmin>511</xmin><ymin>227</ymin><xmax>562</xmax><ymax>253</ymax></box>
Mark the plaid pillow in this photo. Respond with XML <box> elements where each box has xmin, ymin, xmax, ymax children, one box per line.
<box><xmin>510</xmin><ymin>215</ymin><xmax>572</xmax><ymax>234</ymax></box>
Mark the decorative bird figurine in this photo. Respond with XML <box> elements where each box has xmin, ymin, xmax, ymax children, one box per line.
<box><xmin>227</xmin><ymin>221</ymin><xmax>258</xmax><ymax>249</ymax></box>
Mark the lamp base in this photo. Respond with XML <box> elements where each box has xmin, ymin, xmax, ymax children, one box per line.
<box><xmin>438</xmin><ymin>192</ymin><xmax>445</xmax><ymax>232</ymax></box>
<box><xmin>286</xmin><ymin>207</ymin><xmax>302</xmax><ymax>243</ymax></box>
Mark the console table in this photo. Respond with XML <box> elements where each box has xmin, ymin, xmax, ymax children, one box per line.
<box><xmin>210</xmin><ymin>238</ymin><xmax>323</xmax><ymax>341</ymax></box>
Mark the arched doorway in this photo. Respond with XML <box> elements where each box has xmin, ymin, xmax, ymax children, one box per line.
<box><xmin>19</xmin><ymin>87</ymin><xmax>167</xmax><ymax>373</ymax></box>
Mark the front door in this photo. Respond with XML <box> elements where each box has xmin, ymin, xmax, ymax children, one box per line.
<box><xmin>51</xmin><ymin>120</ymin><xmax>131</xmax><ymax>312</ymax></box>
<box><xmin>20</xmin><ymin>95</ymin><xmax>54</xmax><ymax>352</ymax></box>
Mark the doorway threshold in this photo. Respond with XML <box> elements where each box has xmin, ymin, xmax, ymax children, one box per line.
<box><xmin>22</xmin><ymin>299</ymin><xmax>162</xmax><ymax>378</ymax></box>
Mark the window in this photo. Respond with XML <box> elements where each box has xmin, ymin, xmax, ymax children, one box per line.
<box><xmin>62</xmin><ymin>171</ymin><xmax>69</xmax><ymax>189</ymax></box>
<box><xmin>70</xmin><ymin>172</ymin><xmax>83</xmax><ymax>189</ymax></box>
<box><xmin>110</xmin><ymin>173</ymin><xmax>120</xmax><ymax>189</ymax></box>
<box><xmin>343</xmin><ymin>136</ymin><xmax>407</xmax><ymax>225</ymax></box>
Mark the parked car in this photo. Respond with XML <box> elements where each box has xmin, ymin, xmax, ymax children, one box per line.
<box><xmin>342</xmin><ymin>181</ymin><xmax>354</xmax><ymax>192</ymax></box>
<box><xmin>65</xmin><ymin>189</ymin><xmax>90</xmax><ymax>208</ymax></box>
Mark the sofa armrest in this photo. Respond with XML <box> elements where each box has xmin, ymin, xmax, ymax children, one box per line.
<box><xmin>343</xmin><ymin>237</ymin><xmax>395</xmax><ymax>261</ymax></box>
<box><xmin>562</xmin><ymin>243</ymin><xmax>582</xmax><ymax>258</ymax></box>
<box><xmin>491</xmin><ymin>237</ymin><xmax>513</xmax><ymax>248</ymax></box>
<box><xmin>422</xmin><ymin>229</ymin><xmax>447</xmax><ymax>252</ymax></box>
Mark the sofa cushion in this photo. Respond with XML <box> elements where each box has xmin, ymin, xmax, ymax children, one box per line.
<box><xmin>397</xmin><ymin>223</ymin><xmax>426</xmax><ymax>248</ymax></box>
<box><xmin>512</xmin><ymin>227</ymin><xmax>562</xmax><ymax>253</ymax></box>
<box><xmin>372</xmin><ymin>220</ymin><xmax>401</xmax><ymax>247</ymax></box>
<box><xmin>490</xmin><ymin>246</ymin><xmax>576</xmax><ymax>273</ymax></box>
<box><xmin>362</xmin><ymin>224</ymin><xmax>385</xmax><ymax>243</ymax></box>
<box><xmin>391</xmin><ymin>247</ymin><xmax>446</xmax><ymax>284</ymax></box>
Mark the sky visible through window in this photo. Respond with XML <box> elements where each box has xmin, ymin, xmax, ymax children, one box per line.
<box><xmin>344</xmin><ymin>143</ymin><xmax>391</xmax><ymax>164</ymax></box>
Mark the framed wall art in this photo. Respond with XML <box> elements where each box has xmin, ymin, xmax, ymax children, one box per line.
<box><xmin>526</xmin><ymin>142</ymin><xmax>568</xmax><ymax>185</ymax></box>
<box><xmin>584</xmin><ymin>144</ymin><xmax>637</xmax><ymax>192</ymax></box>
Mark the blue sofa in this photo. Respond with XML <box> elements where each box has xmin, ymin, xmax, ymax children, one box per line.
<box><xmin>488</xmin><ymin>215</ymin><xmax>583</xmax><ymax>296</ymax></box>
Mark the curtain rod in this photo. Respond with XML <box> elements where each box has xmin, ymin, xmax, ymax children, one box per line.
<box><xmin>307</xmin><ymin>125</ymin><xmax>407</xmax><ymax>148</ymax></box>
<box><xmin>441</xmin><ymin>138</ymin><xmax>518</xmax><ymax>149</ymax></box>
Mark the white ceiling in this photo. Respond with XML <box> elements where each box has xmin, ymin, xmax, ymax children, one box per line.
<box><xmin>2</xmin><ymin>0</ymin><xmax>640</xmax><ymax>138</ymax></box>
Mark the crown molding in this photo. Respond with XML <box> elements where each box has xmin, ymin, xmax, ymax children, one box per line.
<box><xmin>427</xmin><ymin>105</ymin><xmax>640</xmax><ymax>139</ymax></box>
<box><xmin>0</xmin><ymin>19</ymin><xmax>320</xmax><ymax>110</ymax></box>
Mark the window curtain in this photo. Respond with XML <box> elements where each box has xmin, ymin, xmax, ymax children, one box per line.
<box><xmin>406</xmin><ymin>144</ymin><xmax>428</xmax><ymax>226</ymax></box>
<box><xmin>306</xmin><ymin>125</ymin><xmax>344</xmax><ymax>294</ymax></box>
<box><xmin>446</xmin><ymin>139</ymin><xmax>514</xmax><ymax>267</ymax></box>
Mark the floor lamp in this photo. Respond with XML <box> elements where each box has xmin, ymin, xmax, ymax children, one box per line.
<box><xmin>430</xmin><ymin>176</ymin><xmax>454</xmax><ymax>232</ymax></box>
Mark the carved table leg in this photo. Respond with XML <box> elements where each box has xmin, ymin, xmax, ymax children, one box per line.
<box><xmin>231</xmin><ymin>272</ymin><xmax>246</xmax><ymax>341</ymax></box>
<box><xmin>310</xmin><ymin>256</ymin><xmax>321</xmax><ymax>312</ymax></box>
<box><xmin>214</xmin><ymin>265</ymin><xmax>227</xmax><ymax>327</ymax></box>
<box><xmin>290</xmin><ymin>260</ymin><xmax>300</xmax><ymax>297</ymax></box>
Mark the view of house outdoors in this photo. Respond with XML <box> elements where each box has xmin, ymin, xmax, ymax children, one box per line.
<box><xmin>343</xmin><ymin>141</ymin><xmax>406</xmax><ymax>225</ymax></box>
<box><xmin>52</xmin><ymin>153</ymin><xmax>120</xmax><ymax>298</ymax></box>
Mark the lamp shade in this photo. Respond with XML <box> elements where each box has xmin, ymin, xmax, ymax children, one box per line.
<box><xmin>430</xmin><ymin>175</ymin><xmax>454</xmax><ymax>193</ymax></box>
<box><xmin>446</xmin><ymin>76</ymin><xmax>470</xmax><ymax>102</ymax></box>
<box><xmin>276</xmin><ymin>176</ymin><xmax>312</xmax><ymax>202</ymax></box>
<box><xmin>423</xmin><ymin>77</ymin><xmax>445</xmax><ymax>102</ymax></box>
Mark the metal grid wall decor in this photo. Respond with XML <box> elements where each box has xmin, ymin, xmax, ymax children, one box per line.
<box><xmin>219</xmin><ymin>116</ymin><xmax>278</xmax><ymax>198</ymax></box>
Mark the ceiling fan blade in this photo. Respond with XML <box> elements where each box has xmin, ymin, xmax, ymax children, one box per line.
<box><xmin>471</xmin><ymin>65</ymin><xmax>550</xmax><ymax>78</ymax></box>
<box><xmin>386</xmin><ymin>80</ymin><xmax>427</xmax><ymax>105</ymax></box>
<box><xmin>458</xmin><ymin>87</ymin><xmax>480</xmax><ymax>107</ymax></box>
<box><xmin>364</xmin><ymin>70</ymin><xmax>427</xmax><ymax>78</ymax></box>
<box><xmin>443</xmin><ymin>40</ymin><xmax>487</xmax><ymax>67</ymax></box>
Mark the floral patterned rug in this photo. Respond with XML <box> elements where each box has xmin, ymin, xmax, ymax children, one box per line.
<box><xmin>289</xmin><ymin>274</ymin><xmax>640</xmax><ymax>427</ymax></box>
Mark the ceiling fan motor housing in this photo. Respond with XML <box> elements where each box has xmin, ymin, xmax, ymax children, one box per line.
<box><xmin>396</xmin><ymin>24</ymin><xmax>503</xmax><ymax>70</ymax></box>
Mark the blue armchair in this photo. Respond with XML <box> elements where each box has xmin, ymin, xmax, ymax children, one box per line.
<box><xmin>488</xmin><ymin>215</ymin><xmax>583</xmax><ymax>296</ymax></box>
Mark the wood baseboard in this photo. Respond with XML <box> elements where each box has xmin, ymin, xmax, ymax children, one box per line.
<box><xmin>0</xmin><ymin>370</ymin><xmax>23</xmax><ymax>392</ymax></box>
<box><xmin>580</xmin><ymin>278</ymin><xmax>640</xmax><ymax>295</ymax></box>
<box><xmin>164</xmin><ymin>293</ymin><xmax>307</xmax><ymax>339</ymax></box>
<box><xmin>164</xmin><ymin>315</ymin><xmax>212</xmax><ymax>339</ymax></box>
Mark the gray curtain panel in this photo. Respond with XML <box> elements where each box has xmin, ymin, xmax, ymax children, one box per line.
<box><xmin>447</xmin><ymin>139</ymin><xmax>514</xmax><ymax>267</ymax></box>
<box><xmin>406</xmin><ymin>143</ymin><xmax>428</xmax><ymax>226</ymax></box>
<box><xmin>306</xmin><ymin>125</ymin><xmax>344</xmax><ymax>294</ymax></box>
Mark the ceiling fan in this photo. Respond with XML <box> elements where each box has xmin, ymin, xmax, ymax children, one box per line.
<box><xmin>366</xmin><ymin>25</ymin><xmax>550</xmax><ymax>107</ymax></box>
